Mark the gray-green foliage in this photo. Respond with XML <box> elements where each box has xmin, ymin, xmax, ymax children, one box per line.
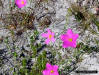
<box><xmin>68</xmin><ymin>4</ymin><xmax>99</xmax><ymax>34</ymax></box>
<box><xmin>16</xmin><ymin>30</ymin><xmax>47</xmax><ymax>75</ymax></box>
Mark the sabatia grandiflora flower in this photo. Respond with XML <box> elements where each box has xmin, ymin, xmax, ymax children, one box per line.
<box><xmin>15</xmin><ymin>0</ymin><xmax>27</xmax><ymax>8</ymax></box>
<box><xmin>60</xmin><ymin>29</ymin><xmax>79</xmax><ymax>48</ymax></box>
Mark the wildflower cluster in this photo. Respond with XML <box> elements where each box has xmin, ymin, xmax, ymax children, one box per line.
<box><xmin>41</xmin><ymin>29</ymin><xmax>79</xmax><ymax>48</ymax></box>
<box><xmin>41</xmin><ymin>29</ymin><xmax>79</xmax><ymax>75</ymax></box>
<box><xmin>14</xmin><ymin>1</ymin><xmax>80</xmax><ymax>75</ymax></box>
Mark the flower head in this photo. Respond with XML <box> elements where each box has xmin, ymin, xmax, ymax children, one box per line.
<box><xmin>60</xmin><ymin>29</ymin><xmax>79</xmax><ymax>48</ymax></box>
<box><xmin>15</xmin><ymin>0</ymin><xmax>27</xmax><ymax>8</ymax></box>
<box><xmin>42</xmin><ymin>63</ymin><xmax>59</xmax><ymax>75</ymax></box>
<box><xmin>41</xmin><ymin>29</ymin><xmax>55</xmax><ymax>45</ymax></box>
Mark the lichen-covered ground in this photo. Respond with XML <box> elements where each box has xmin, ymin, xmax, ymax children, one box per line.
<box><xmin>0</xmin><ymin>0</ymin><xmax>99</xmax><ymax>75</ymax></box>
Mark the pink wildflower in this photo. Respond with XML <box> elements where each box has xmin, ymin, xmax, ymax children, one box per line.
<box><xmin>42</xmin><ymin>63</ymin><xmax>59</xmax><ymax>75</ymax></box>
<box><xmin>15</xmin><ymin>0</ymin><xmax>27</xmax><ymax>8</ymax></box>
<box><xmin>41</xmin><ymin>29</ymin><xmax>55</xmax><ymax>45</ymax></box>
<box><xmin>60</xmin><ymin>29</ymin><xmax>79</xmax><ymax>48</ymax></box>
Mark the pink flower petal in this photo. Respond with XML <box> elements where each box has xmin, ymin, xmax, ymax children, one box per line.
<box><xmin>45</xmin><ymin>39</ymin><xmax>50</xmax><ymax>45</ymax></box>
<box><xmin>51</xmin><ymin>38</ymin><xmax>55</xmax><ymax>43</ymax></box>
<box><xmin>72</xmin><ymin>34</ymin><xmax>79</xmax><ymax>41</ymax></box>
<box><xmin>53</xmin><ymin>65</ymin><xmax>58</xmax><ymax>71</ymax></box>
<box><xmin>60</xmin><ymin>34</ymin><xmax>64</xmax><ymax>41</ymax></box>
<box><xmin>43</xmin><ymin>70</ymin><xmax>51</xmax><ymax>75</ymax></box>
<box><xmin>63</xmin><ymin>40</ymin><xmax>77</xmax><ymax>48</ymax></box>
<box><xmin>42</xmin><ymin>70</ymin><xmax>47</xmax><ymax>75</ymax></box>
<box><xmin>67</xmin><ymin>29</ymin><xmax>73</xmax><ymax>34</ymax></box>
<box><xmin>60</xmin><ymin>34</ymin><xmax>66</xmax><ymax>41</ymax></box>
<box><xmin>46</xmin><ymin>63</ymin><xmax>53</xmax><ymax>70</ymax></box>
<box><xmin>53</xmin><ymin>71</ymin><xmax>59</xmax><ymax>75</ymax></box>
<box><xmin>41</xmin><ymin>33</ymin><xmax>48</xmax><ymax>38</ymax></box>
<box><xmin>60</xmin><ymin>34</ymin><xmax>69</xmax><ymax>42</ymax></box>
<box><xmin>47</xmin><ymin>29</ymin><xmax>52</xmax><ymax>34</ymax></box>
<box><xmin>71</xmin><ymin>42</ymin><xmax>77</xmax><ymax>48</ymax></box>
<box><xmin>66</xmin><ymin>29</ymin><xmax>73</xmax><ymax>37</ymax></box>
<box><xmin>51</xmin><ymin>32</ymin><xmax>55</xmax><ymax>36</ymax></box>
<box><xmin>62</xmin><ymin>42</ymin><xmax>69</xmax><ymax>48</ymax></box>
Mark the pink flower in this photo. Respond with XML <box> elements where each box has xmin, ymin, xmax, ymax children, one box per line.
<box><xmin>60</xmin><ymin>29</ymin><xmax>79</xmax><ymax>48</ymax></box>
<box><xmin>15</xmin><ymin>0</ymin><xmax>27</xmax><ymax>8</ymax></box>
<box><xmin>41</xmin><ymin>29</ymin><xmax>55</xmax><ymax>45</ymax></box>
<box><xmin>42</xmin><ymin>63</ymin><xmax>59</xmax><ymax>75</ymax></box>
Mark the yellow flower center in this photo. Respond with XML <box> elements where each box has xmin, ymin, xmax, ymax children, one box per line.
<box><xmin>50</xmin><ymin>70</ymin><xmax>54</xmax><ymax>73</ymax></box>
<box><xmin>68</xmin><ymin>38</ymin><xmax>72</xmax><ymax>42</ymax></box>
<box><xmin>21</xmin><ymin>1</ymin><xmax>24</xmax><ymax>4</ymax></box>
<box><xmin>49</xmin><ymin>34</ymin><xmax>52</xmax><ymax>39</ymax></box>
